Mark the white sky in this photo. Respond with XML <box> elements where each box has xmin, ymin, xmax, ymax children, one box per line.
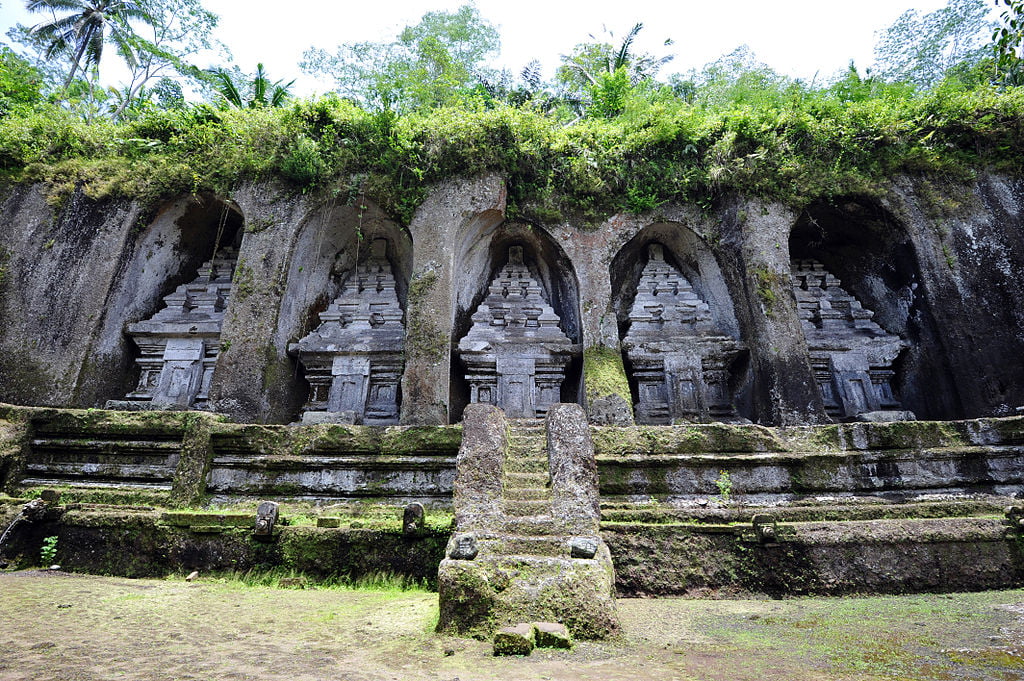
<box><xmin>0</xmin><ymin>0</ymin><xmax>984</xmax><ymax>96</ymax></box>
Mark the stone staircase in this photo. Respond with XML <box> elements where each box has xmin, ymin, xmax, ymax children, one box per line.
<box><xmin>437</xmin><ymin>404</ymin><xmax>618</xmax><ymax>640</ymax></box>
<box><xmin>476</xmin><ymin>419</ymin><xmax>564</xmax><ymax>558</ymax></box>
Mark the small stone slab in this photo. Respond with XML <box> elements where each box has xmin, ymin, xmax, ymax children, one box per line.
<box><xmin>854</xmin><ymin>410</ymin><xmax>917</xmax><ymax>422</ymax></box>
<box><xmin>569</xmin><ymin>536</ymin><xmax>598</xmax><ymax>559</ymax></box>
<box><xmin>403</xmin><ymin>502</ymin><xmax>425</xmax><ymax>535</ymax></box>
<box><xmin>316</xmin><ymin>517</ymin><xmax>341</xmax><ymax>528</ymax></box>
<box><xmin>493</xmin><ymin>623</ymin><xmax>535</xmax><ymax>656</ymax></box>
<box><xmin>533</xmin><ymin>622</ymin><xmax>572</xmax><ymax>649</ymax></box>
<box><xmin>448</xmin><ymin>533</ymin><xmax>478</xmax><ymax>560</ymax></box>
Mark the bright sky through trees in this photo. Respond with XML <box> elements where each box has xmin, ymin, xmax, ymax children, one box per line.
<box><xmin>0</xmin><ymin>0</ymin><xmax>983</xmax><ymax>95</ymax></box>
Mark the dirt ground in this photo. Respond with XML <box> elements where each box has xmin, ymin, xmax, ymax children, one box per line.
<box><xmin>2</xmin><ymin>571</ymin><xmax>1024</xmax><ymax>681</ymax></box>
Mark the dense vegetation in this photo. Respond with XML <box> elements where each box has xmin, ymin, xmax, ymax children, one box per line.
<box><xmin>2</xmin><ymin>0</ymin><xmax>1024</xmax><ymax>223</ymax></box>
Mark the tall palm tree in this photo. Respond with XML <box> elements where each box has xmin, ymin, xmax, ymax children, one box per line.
<box><xmin>212</xmin><ymin>64</ymin><xmax>294</xmax><ymax>109</ymax></box>
<box><xmin>26</xmin><ymin>0</ymin><xmax>151</xmax><ymax>90</ymax></box>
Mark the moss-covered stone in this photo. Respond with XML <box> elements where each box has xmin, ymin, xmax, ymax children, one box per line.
<box><xmin>583</xmin><ymin>346</ymin><xmax>632</xmax><ymax>406</ymax></box>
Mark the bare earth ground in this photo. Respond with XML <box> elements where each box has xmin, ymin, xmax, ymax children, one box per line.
<box><xmin>2</xmin><ymin>572</ymin><xmax>1024</xmax><ymax>681</ymax></box>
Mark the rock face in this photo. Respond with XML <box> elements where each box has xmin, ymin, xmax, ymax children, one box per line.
<box><xmin>290</xmin><ymin>238</ymin><xmax>405</xmax><ymax>425</ymax></box>
<box><xmin>118</xmin><ymin>248</ymin><xmax>237</xmax><ymax>410</ymax></box>
<box><xmin>4</xmin><ymin>174</ymin><xmax>1024</xmax><ymax>424</ymax></box>
<box><xmin>792</xmin><ymin>259</ymin><xmax>908</xmax><ymax>419</ymax></box>
<box><xmin>622</xmin><ymin>243</ymin><xmax>747</xmax><ymax>423</ymax></box>
<box><xmin>456</xmin><ymin>246</ymin><xmax>579</xmax><ymax>419</ymax></box>
<box><xmin>437</xmin><ymin>403</ymin><xmax>618</xmax><ymax>640</ymax></box>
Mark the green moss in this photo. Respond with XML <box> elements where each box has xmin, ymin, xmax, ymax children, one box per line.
<box><xmin>405</xmin><ymin>269</ymin><xmax>447</xmax><ymax>363</ymax></box>
<box><xmin>752</xmin><ymin>266</ymin><xmax>785</xmax><ymax>314</ymax></box>
<box><xmin>583</xmin><ymin>346</ymin><xmax>632</xmax><ymax>406</ymax></box>
<box><xmin>380</xmin><ymin>425</ymin><xmax>461</xmax><ymax>454</ymax></box>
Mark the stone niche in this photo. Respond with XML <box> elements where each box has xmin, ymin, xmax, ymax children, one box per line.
<box><xmin>290</xmin><ymin>238</ymin><xmax>405</xmax><ymax>425</ymax></box>
<box><xmin>456</xmin><ymin>246</ymin><xmax>580</xmax><ymax>419</ymax></box>
<box><xmin>622</xmin><ymin>244</ymin><xmax>747</xmax><ymax>423</ymax></box>
<box><xmin>116</xmin><ymin>248</ymin><xmax>238</xmax><ymax>410</ymax></box>
<box><xmin>792</xmin><ymin>259</ymin><xmax>909</xmax><ymax>419</ymax></box>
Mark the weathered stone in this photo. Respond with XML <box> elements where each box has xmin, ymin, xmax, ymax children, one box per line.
<box><xmin>533</xmin><ymin>622</ymin><xmax>572</xmax><ymax>649</ymax></box>
<box><xmin>291</xmin><ymin>238</ymin><xmax>405</xmax><ymax>425</ymax></box>
<box><xmin>752</xmin><ymin>514</ymin><xmax>778</xmax><ymax>544</ymax></box>
<box><xmin>450</xmin><ymin>404</ymin><xmax>507</xmax><ymax>532</ymax></box>
<box><xmin>493</xmin><ymin>623</ymin><xmax>535</xmax><ymax>656</ymax></box>
<box><xmin>438</xmin><ymin>404</ymin><xmax>619</xmax><ymax>640</ymax></box>
<box><xmin>587</xmin><ymin>395</ymin><xmax>633</xmax><ymax>426</ymax></box>
<box><xmin>457</xmin><ymin>246</ymin><xmax>579</xmax><ymax>419</ymax></box>
<box><xmin>623</xmin><ymin>244</ymin><xmax>747</xmax><ymax>424</ymax></box>
<box><xmin>254</xmin><ymin>500</ymin><xmax>279</xmax><ymax>537</ymax></box>
<box><xmin>118</xmin><ymin>248</ymin><xmax>238</xmax><ymax>410</ymax></box>
<box><xmin>854</xmin><ymin>410</ymin><xmax>917</xmax><ymax>423</ymax></box>
<box><xmin>403</xmin><ymin>502</ymin><xmax>425</xmax><ymax>536</ymax></box>
<box><xmin>792</xmin><ymin>259</ymin><xmax>909</xmax><ymax>420</ymax></box>
<box><xmin>547</xmin><ymin>403</ymin><xmax>600</xmax><ymax>531</ymax></box>
<box><xmin>447</xmin><ymin>533</ymin><xmax>478</xmax><ymax>560</ymax></box>
<box><xmin>569</xmin><ymin>536</ymin><xmax>599</xmax><ymax>559</ymax></box>
<box><xmin>298</xmin><ymin>411</ymin><xmax>356</xmax><ymax>425</ymax></box>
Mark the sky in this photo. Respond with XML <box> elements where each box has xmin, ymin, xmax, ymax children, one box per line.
<box><xmin>0</xmin><ymin>0</ymin><xmax>988</xmax><ymax>96</ymax></box>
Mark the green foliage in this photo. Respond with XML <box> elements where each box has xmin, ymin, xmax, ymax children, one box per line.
<box><xmin>2</xmin><ymin>69</ymin><xmax>1024</xmax><ymax>221</ymax></box>
<box><xmin>26</xmin><ymin>0</ymin><xmax>154</xmax><ymax>90</ymax></box>
<box><xmin>0</xmin><ymin>46</ymin><xmax>43</xmax><ymax>114</ymax></box>
<box><xmin>715</xmin><ymin>470</ymin><xmax>732</xmax><ymax>504</ymax></box>
<box><xmin>40</xmin><ymin>534</ymin><xmax>58</xmax><ymax>564</ymax></box>
<box><xmin>301</xmin><ymin>4</ymin><xmax>500</xmax><ymax>112</ymax></box>
<box><xmin>995</xmin><ymin>0</ymin><xmax>1024</xmax><ymax>84</ymax></box>
<box><xmin>212</xmin><ymin>63</ymin><xmax>294</xmax><ymax>109</ymax></box>
<box><xmin>873</xmin><ymin>0</ymin><xmax>996</xmax><ymax>89</ymax></box>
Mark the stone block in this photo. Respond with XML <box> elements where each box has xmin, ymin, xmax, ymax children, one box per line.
<box><xmin>533</xmin><ymin>622</ymin><xmax>572</xmax><ymax>649</ymax></box>
<box><xmin>493</xmin><ymin>623</ymin><xmax>535</xmax><ymax>656</ymax></box>
<box><xmin>546</xmin><ymin>403</ymin><xmax>600</xmax><ymax>531</ymax></box>
<box><xmin>854</xmin><ymin>411</ymin><xmax>917</xmax><ymax>423</ymax></box>
<box><xmin>254</xmin><ymin>501</ymin><xmax>279</xmax><ymax>537</ymax></box>
<box><xmin>447</xmin><ymin>533</ymin><xmax>478</xmax><ymax>560</ymax></box>
<box><xmin>403</xmin><ymin>502</ymin><xmax>425</xmax><ymax>535</ymax></box>
<box><xmin>569</xmin><ymin>536</ymin><xmax>599</xmax><ymax>559</ymax></box>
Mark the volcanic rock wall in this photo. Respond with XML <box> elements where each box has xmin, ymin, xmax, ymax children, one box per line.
<box><xmin>1</xmin><ymin>173</ymin><xmax>1022</xmax><ymax>425</ymax></box>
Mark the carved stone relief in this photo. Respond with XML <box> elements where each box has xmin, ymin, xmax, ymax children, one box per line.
<box><xmin>457</xmin><ymin>246</ymin><xmax>578</xmax><ymax>419</ymax></box>
<box><xmin>290</xmin><ymin>238</ymin><xmax>405</xmax><ymax>425</ymax></box>
<box><xmin>792</xmin><ymin>259</ymin><xmax>909</xmax><ymax>419</ymax></box>
<box><xmin>117</xmin><ymin>247</ymin><xmax>237</xmax><ymax>410</ymax></box>
<box><xmin>622</xmin><ymin>243</ymin><xmax>746</xmax><ymax>424</ymax></box>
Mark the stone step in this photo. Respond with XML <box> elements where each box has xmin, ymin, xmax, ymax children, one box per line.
<box><xmin>503</xmin><ymin>516</ymin><xmax>561</xmax><ymax>536</ymax></box>
<box><xmin>506</xmin><ymin>447</ymin><xmax>547</xmax><ymax>458</ymax></box>
<box><xmin>503</xmin><ymin>499</ymin><xmax>551</xmax><ymax>516</ymax></box>
<box><xmin>503</xmin><ymin>487</ymin><xmax>550</xmax><ymax>501</ymax></box>
<box><xmin>503</xmin><ymin>458</ymin><xmax>548</xmax><ymax>473</ymax></box>
<box><xmin>504</xmin><ymin>472</ymin><xmax>549</xmax><ymax>488</ymax></box>
<box><xmin>478</xmin><ymin>534</ymin><xmax>570</xmax><ymax>558</ymax></box>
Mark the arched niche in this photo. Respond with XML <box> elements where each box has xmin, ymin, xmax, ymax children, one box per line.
<box><xmin>108</xmin><ymin>194</ymin><xmax>245</xmax><ymax>409</ymax></box>
<box><xmin>450</xmin><ymin>221</ymin><xmax>582</xmax><ymax>421</ymax></box>
<box><xmin>277</xmin><ymin>200</ymin><xmax>412</xmax><ymax>423</ymax></box>
<box><xmin>789</xmin><ymin>198</ymin><xmax>959</xmax><ymax>420</ymax></box>
<box><xmin>611</xmin><ymin>223</ymin><xmax>752</xmax><ymax>423</ymax></box>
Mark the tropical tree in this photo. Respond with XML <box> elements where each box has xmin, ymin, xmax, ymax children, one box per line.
<box><xmin>301</xmin><ymin>4</ymin><xmax>500</xmax><ymax>112</ymax></box>
<box><xmin>111</xmin><ymin>0</ymin><xmax>225</xmax><ymax>118</ymax></box>
<box><xmin>25</xmin><ymin>0</ymin><xmax>153</xmax><ymax>90</ymax></box>
<box><xmin>557</xmin><ymin>23</ymin><xmax>673</xmax><ymax>117</ymax></box>
<box><xmin>212</xmin><ymin>63</ymin><xmax>294</xmax><ymax>109</ymax></box>
<box><xmin>994</xmin><ymin>0</ymin><xmax>1024</xmax><ymax>84</ymax></box>
<box><xmin>872</xmin><ymin>0</ymin><xmax>995</xmax><ymax>88</ymax></box>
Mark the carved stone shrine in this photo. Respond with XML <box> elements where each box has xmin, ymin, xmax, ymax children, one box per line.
<box><xmin>622</xmin><ymin>243</ymin><xmax>746</xmax><ymax>424</ymax></box>
<box><xmin>290</xmin><ymin>238</ymin><xmax>404</xmax><ymax>425</ymax></box>
<box><xmin>457</xmin><ymin>246</ymin><xmax>578</xmax><ymax>419</ymax></box>
<box><xmin>792</xmin><ymin>259</ymin><xmax>909</xmax><ymax>419</ymax></box>
<box><xmin>120</xmin><ymin>247</ymin><xmax>237</xmax><ymax>409</ymax></box>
